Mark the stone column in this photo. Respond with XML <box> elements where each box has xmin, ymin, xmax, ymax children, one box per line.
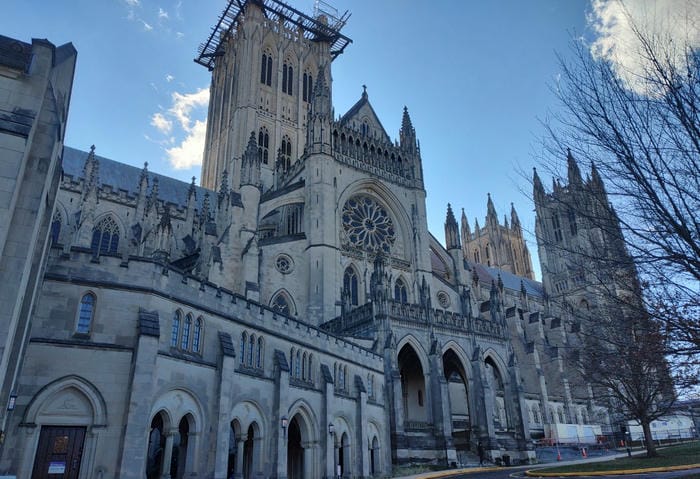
<box><xmin>160</xmin><ymin>429</ymin><xmax>176</xmax><ymax>479</ymax></box>
<box><xmin>355</xmin><ymin>376</ymin><xmax>369</xmax><ymax>478</ymax></box>
<box><xmin>118</xmin><ymin>310</ymin><xmax>160</xmax><ymax>478</ymax></box>
<box><xmin>321</xmin><ymin>364</ymin><xmax>335</xmax><ymax>479</ymax></box>
<box><xmin>273</xmin><ymin>350</ymin><xmax>290</xmax><ymax>479</ymax></box>
<box><xmin>234</xmin><ymin>435</ymin><xmax>245</xmax><ymax>479</ymax></box>
<box><xmin>215</xmin><ymin>332</ymin><xmax>238</xmax><ymax>478</ymax></box>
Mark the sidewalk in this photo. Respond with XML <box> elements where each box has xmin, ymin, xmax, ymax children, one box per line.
<box><xmin>393</xmin><ymin>449</ymin><xmax>700</xmax><ymax>479</ymax></box>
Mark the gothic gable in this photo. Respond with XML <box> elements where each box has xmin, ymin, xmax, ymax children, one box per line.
<box><xmin>338</xmin><ymin>89</ymin><xmax>391</xmax><ymax>144</ymax></box>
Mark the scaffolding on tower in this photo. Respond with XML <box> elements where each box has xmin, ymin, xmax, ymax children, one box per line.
<box><xmin>195</xmin><ymin>0</ymin><xmax>352</xmax><ymax>71</ymax></box>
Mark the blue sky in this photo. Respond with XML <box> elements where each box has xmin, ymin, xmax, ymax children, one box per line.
<box><xmin>4</xmin><ymin>0</ymin><xmax>667</xmax><ymax>280</ymax></box>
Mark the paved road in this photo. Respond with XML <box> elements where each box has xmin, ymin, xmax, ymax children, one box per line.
<box><xmin>443</xmin><ymin>466</ymin><xmax>700</xmax><ymax>479</ymax></box>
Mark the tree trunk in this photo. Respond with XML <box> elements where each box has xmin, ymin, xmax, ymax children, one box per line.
<box><xmin>641</xmin><ymin>421</ymin><xmax>657</xmax><ymax>457</ymax></box>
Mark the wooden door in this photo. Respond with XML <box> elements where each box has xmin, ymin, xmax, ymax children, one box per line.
<box><xmin>31</xmin><ymin>426</ymin><xmax>86</xmax><ymax>479</ymax></box>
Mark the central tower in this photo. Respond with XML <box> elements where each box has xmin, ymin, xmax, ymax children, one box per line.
<box><xmin>196</xmin><ymin>0</ymin><xmax>351</xmax><ymax>191</ymax></box>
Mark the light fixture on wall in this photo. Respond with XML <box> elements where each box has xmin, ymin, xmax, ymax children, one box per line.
<box><xmin>328</xmin><ymin>423</ymin><xmax>335</xmax><ymax>436</ymax></box>
<box><xmin>6</xmin><ymin>393</ymin><xmax>17</xmax><ymax>411</ymax></box>
<box><xmin>281</xmin><ymin>416</ymin><xmax>288</xmax><ymax>434</ymax></box>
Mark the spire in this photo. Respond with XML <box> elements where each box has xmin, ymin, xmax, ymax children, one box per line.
<box><xmin>461</xmin><ymin>208</ymin><xmax>471</xmax><ymax>242</ymax></box>
<box><xmin>188</xmin><ymin>176</ymin><xmax>197</xmax><ymax>200</ymax></box>
<box><xmin>533</xmin><ymin>167</ymin><xmax>545</xmax><ymax>202</ymax></box>
<box><xmin>399</xmin><ymin>106</ymin><xmax>417</xmax><ymax>154</ymax></box>
<box><xmin>311</xmin><ymin>65</ymin><xmax>331</xmax><ymax>118</ymax></box>
<box><xmin>218</xmin><ymin>169</ymin><xmax>229</xmax><ymax>205</ymax></box>
<box><xmin>240</xmin><ymin>131</ymin><xmax>261</xmax><ymax>188</ymax></box>
<box><xmin>486</xmin><ymin>193</ymin><xmax>498</xmax><ymax>225</ymax></box>
<box><xmin>201</xmin><ymin>192</ymin><xmax>211</xmax><ymax>225</ymax></box>
<box><xmin>567</xmin><ymin>148</ymin><xmax>583</xmax><ymax>186</ymax></box>
<box><xmin>510</xmin><ymin>202</ymin><xmax>521</xmax><ymax>230</ymax></box>
<box><xmin>82</xmin><ymin>145</ymin><xmax>100</xmax><ymax>200</ymax></box>
<box><xmin>503</xmin><ymin>214</ymin><xmax>509</xmax><ymax>229</ymax></box>
<box><xmin>474</xmin><ymin>217</ymin><xmax>480</xmax><ymax>235</ymax></box>
<box><xmin>307</xmin><ymin>67</ymin><xmax>332</xmax><ymax>151</ymax></box>
<box><xmin>138</xmin><ymin>161</ymin><xmax>149</xmax><ymax>193</ymax></box>
<box><xmin>590</xmin><ymin>162</ymin><xmax>607</xmax><ymax>194</ymax></box>
<box><xmin>147</xmin><ymin>176</ymin><xmax>159</xmax><ymax>213</ymax></box>
<box><xmin>444</xmin><ymin>203</ymin><xmax>460</xmax><ymax>250</ymax></box>
<box><xmin>135</xmin><ymin>161</ymin><xmax>149</xmax><ymax>220</ymax></box>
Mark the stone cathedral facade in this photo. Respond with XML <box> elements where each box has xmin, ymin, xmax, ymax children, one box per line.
<box><xmin>0</xmin><ymin>1</ymin><xmax>627</xmax><ymax>478</ymax></box>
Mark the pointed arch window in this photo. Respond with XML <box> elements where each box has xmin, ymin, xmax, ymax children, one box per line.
<box><xmin>76</xmin><ymin>292</ymin><xmax>95</xmax><ymax>334</ymax></box>
<box><xmin>51</xmin><ymin>210</ymin><xmax>62</xmax><ymax>244</ymax></box>
<box><xmin>271</xmin><ymin>292</ymin><xmax>293</xmax><ymax>316</ymax></box>
<box><xmin>394</xmin><ymin>278</ymin><xmax>408</xmax><ymax>303</ymax></box>
<box><xmin>261</xmin><ymin>52</ymin><xmax>272</xmax><ymax>86</ymax></box>
<box><xmin>248</xmin><ymin>334</ymin><xmax>255</xmax><ymax>366</ymax></box>
<box><xmin>192</xmin><ymin>317</ymin><xmax>202</xmax><ymax>353</ymax></box>
<box><xmin>344</xmin><ymin>267</ymin><xmax>359</xmax><ymax>306</ymax></box>
<box><xmin>280</xmin><ymin>135</ymin><xmax>292</xmax><ymax>172</ymax></box>
<box><xmin>181</xmin><ymin>314</ymin><xmax>192</xmax><ymax>349</ymax></box>
<box><xmin>256</xmin><ymin>337</ymin><xmax>264</xmax><ymax>368</ymax></box>
<box><xmin>302</xmin><ymin>71</ymin><xmax>313</xmax><ymax>102</ymax></box>
<box><xmin>240</xmin><ymin>332</ymin><xmax>247</xmax><ymax>365</ymax></box>
<box><xmin>282</xmin><ymin>61</ymin><xmax>293</xmax><ymax>95</ymax></box>
<box><xmin>552</xmin><ymin>214</ymin><xmax>563</xmax><ymax>242</ymax></box>
<box><xmin>91</xmin><ymin>216</ymin><xmax>120</xmax><ymax>254</ymax></box>
<box><xmin>258</xmin><ymin>126</ymin><xmax>270</xmax><ymax>165</ymax></box>
<box><xmin>258</xmin><ymin>127</ymin><xmax>270</xmax><ymax>164</ymax></box>
<box><xmin>171</xmin><ymin>311</ymin><xmax>181</xmax><ymax>347</ymax></box>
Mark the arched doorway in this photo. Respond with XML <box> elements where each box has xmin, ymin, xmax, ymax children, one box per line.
<box><xmin>485</xmin><ymin>357</ymin><xmax>508</xmax><ymax>429</ymax></box>
<box><xmin>243</xmin><ymin>424</ymin><xmax>256</xmax><ymax>479</ymax></box>
<box><xmin>170</xmin><ymin>415</ymin><xmax>191</xmax><ymax>478</ymax></box>
<box><xmin>338</xmin><ymin>432</ymin><xmax>350</xmax><ymax>477</ymax></box>
<box><xmin>443</xmin><ymin>349</ymin><xmax>471</xmax><ymax>453</ymax></box>
<box><xmin>398</xmin><ymin>344</ymin><xmax>427</xmax><ymax>425</ymax></box>
<box><xmin>370</xmin><ymin>436</ymin><xmax>380</xmax><ymax>475</ymax></box>
<box><xmin>227</xmin><ymin>421</ymin><xmax>238</xmax><ymax>479</ymax></box>
<box><xmin>287</xmin><ymin>417</ymin><xmax>303</xmax><ymax>479</ymax></box>
<box><xmin>146</xmin><ymin>412</ymin><xmax>167</xmax><ymax>479</ymax></box>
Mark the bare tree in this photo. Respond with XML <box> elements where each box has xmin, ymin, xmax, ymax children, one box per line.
<box><xmin>538</xmin><ymin>5</ymin><xmax>700</xmax><ymax>456</ymax></box>
<box><xmin>542</xmin><ymin>8</ymin><xmax>700</xmax><ymax>384</ymax></box>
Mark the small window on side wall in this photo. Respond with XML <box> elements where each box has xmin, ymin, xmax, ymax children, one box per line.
<box><xmin>77</xmin><ymin>292</ymin><xmax>96</xmax><ymax>335</ymax></box>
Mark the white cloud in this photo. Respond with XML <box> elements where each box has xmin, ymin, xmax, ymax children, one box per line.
<box><xmin>588</xmin><ymin>0</ymin><xmax>700</xmax><ymax>94</ymax></box>
<box><xmin>176</xmin><ymin>32</ymin><xmax>184</xmax><ymax>39</ymax></box>
<box><xmin>124</xmin><ymin>0</ymin><xmax>140</xmax><ymax>6</ymax></box>
<box><xmin>158</xmin><ymin>8</ymin><xmax>169</xmax><ymax>20</ymax></box>
<box><xmin>150</xmin><ymin>88</ymin><xmax>210</xmax><ymax>170</ymax></box>
<box><xmin>141</xmin><ymin>20</ymin><xmax>153</xmax><ymax>31</ymax></box>
<box><xmin>166</xmin><ymin>120</ymin><xmax>207</xmax><ymax>169</ymax></box>
<box><xmin>165</xmin><ymin>74</ymin><xmax>174</xmax><ymax>82</ymax></box>
<box><xmin>151</xmin><ymin>112</ymin><xmax>173</xmax><ymax>135</ymax></box>
<box><xmin>170</xmin><ymin>88</ymin><xmax>210</xmax><ymax>131</ymax></box>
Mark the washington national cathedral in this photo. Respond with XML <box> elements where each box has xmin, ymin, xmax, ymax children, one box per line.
<box><xmin>0</xmin><ymin>1</ymin><xmax>640</xmax><ymax>478</ymax></box>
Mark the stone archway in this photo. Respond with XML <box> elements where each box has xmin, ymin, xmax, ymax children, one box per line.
<box><xmin>484</xmin><ymin>356</ymin><xmax>508</xmax><ymax>429</ymax></box>
<box><xmin>398</xmin><ymin>344</ymin><xmax>427</xmax><ymax>425</ymax></box>
<box><xmin>443</xmin><ymin>348</ymin><xmax>472</xmax><ymax>452</ymax></box>
<box><xmin>287</xmin><ymin>416</ymin><xmax>304</xmax><ymax>479</ymax></box>
<box><xmin>22</xmin><ymin>376</ymin><xmax>107</xmax><ymax>479</ymax></box>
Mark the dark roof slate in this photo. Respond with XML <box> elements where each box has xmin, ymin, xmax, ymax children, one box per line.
<box><xmin>465</xmin><ymin>260</ymin><xmax>544</xmax><ymax>298</ymax></box>
<box><xmin>61</xmin><ymin>146</ymin><xmax>242</xmax><ymax>210</ymax></box>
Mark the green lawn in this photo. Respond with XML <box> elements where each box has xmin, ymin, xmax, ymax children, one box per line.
<box><xmin>536</xmin><ymin>442</ymin><xmax>700</xmax><ymax>473</ymax></box>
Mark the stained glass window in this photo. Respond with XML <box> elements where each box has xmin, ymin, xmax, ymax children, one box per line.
<box><xmin>341</xmin><ymin>196</ymin><xmax>395</xmax><ymax>253</ymax></box>
<box><xmin>272</xmin><ymin>294</ymin><xmax>291</xmax><ymax>315</ymax></box>
<box><xmin>91</xmin><ymin>216</ymin><xmax>120</xmax><ymax>254</ymax></box>
<box><xmin>171</xmin><ymin>311</ymin><xmax>181</xmax><ymax>347</ymax></box>
<box><xmin>181</xmin><ymin>314</ymin><xmax>192</xmax><ymax>349</ymax></box>
<box><xmin>77</xmin><ymin>293</ymin><xmax>95</xmax><ymax>334</ymax></box>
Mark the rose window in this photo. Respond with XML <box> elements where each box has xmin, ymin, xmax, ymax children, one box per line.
<box><xmin>342</xmin><ymin>196</ymin><xmax>395</xmax><ymax>253</ymax></box>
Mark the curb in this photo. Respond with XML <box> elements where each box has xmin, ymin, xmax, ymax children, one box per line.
<box><xmin>524</xmin><ymin>462</ymin><xmax>700</xmax><ymax>477</ymax></box>
<box><xmin>415</xmin><ymin>466</ymin><xmax>503</xmax><ymax>478</ymax></box>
